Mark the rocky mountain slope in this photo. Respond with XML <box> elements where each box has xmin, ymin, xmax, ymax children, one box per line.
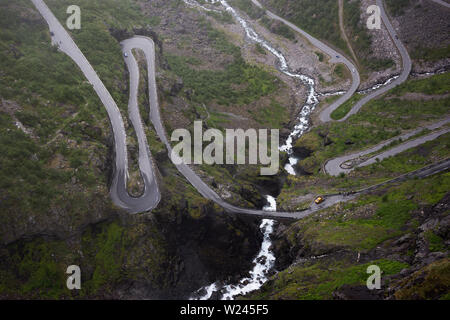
<box><xmin>0</xmin><ymin>0</ymin><xmax>264</xmax><ymax>299</ymax></box>
<box><xmin>0</xmin><ymin>0</ymin><xmax>448</xmax><ymax>300</ymax></box>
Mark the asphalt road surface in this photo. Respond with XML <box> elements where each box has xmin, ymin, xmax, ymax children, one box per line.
<box><xmin>251</xmin><ymin>1</ymin><xmax>412</xmax><ymax>123</ymax></box>
<box><xmin>430</xmin><ymin>0</ymin><xmax>450</xmax><ymax>9</ymax></box>
<box><xmin>32</xmin><ymin>0</ymin><xmax>448</xmax><ymax>220</ymax></box>
<box><xmin>320</xmin><ymin>0</ymin><xmax>412</xmax><ymax>122</ymax></box>
<box><xmin>31</xmin><ymin>0</ymin><xmax>160</xmax><ymax>213</ymax></box>
<box><xmin>325</xmin><ymin>117</ymin><xmax>450</xmax><ymax>176</ymax></box>
<box><xmin>251</xmin><ymin>0</ymin><xmax>361</xmax><ymax>123</ymax></box>
<box><xmin>330</xmin><ymin>0</ymin><xmax>412</xmax><ymax>122</ymax></box>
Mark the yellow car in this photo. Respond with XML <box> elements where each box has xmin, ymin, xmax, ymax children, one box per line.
<box><xmin>314</xmin><ymin>196</ymin><xmax>325</xmax><ymax>204</ymax></box>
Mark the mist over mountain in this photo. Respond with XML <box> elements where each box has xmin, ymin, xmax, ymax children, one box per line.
<box><xmin>0</xmin><ymin>0</ymin><xmax>448</xmax><ymax>301</ymax></box>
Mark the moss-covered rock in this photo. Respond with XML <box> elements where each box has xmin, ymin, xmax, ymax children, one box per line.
<box><xmin>393</xmin><ymin>258</ymin><xmax>450</xmax><ymax>300</ymax></box>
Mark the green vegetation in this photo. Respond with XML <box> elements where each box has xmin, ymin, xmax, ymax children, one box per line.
<box><xmin>83</xmin><ymin>222</ymin><xmax>128</xmax><ymax>293</ymax></box>
<box><xmin>0</xmin><ymin>112</ymin><xmax>105</xmax><ymax>219</ymax></box>
<box><xmin>167</xmin><ymin>54</ymin><xmax>278</xmax><ymax>106</ymax></box>
<box><xmin>296</xmin><ymin>73</ymin><xmax>450</xmax><ymax>175</ymax></box>
<box><xmin>297</xmin><ymin>176</ymin><xmax>434</xmax><ymax>254</ymax></box>
<box><xmin>301</xmin><ymin>93</ymin><xmax>449</xmax><ymax>174</ymax></box>
<box><xmin>330</xmin><ymin>93</ymin><xmax>364</xmax><ymax>120</ymax></box>
<box><xmin>0</xmin><ymin>0</ymin><xmax>114</xmax><ymax>247</ymax></box>
<box><xmin>318</xmin><ymin>95</ymin><xmax>339</xmax><ymax>110</ymax></box>
<box><xmin>166</xmin><ymin>21</ymin><xmax>278</xmax><ymax>106</ymax></box>
<box><xmin>354</xmin><ymin>133</ymin><xmax>450</xmax><ymax>177</ymax></box>
<box><xmin>254</xmin><ymin>43</ymin><xmax>267</xmax><ymax>55</ymax></box>
<box><xmin>260</xmin><ymin>16</ymin><xmax>296</xmax><ymax>41</ymax></box>
<box><xmin>391</xmin><ymin>72</ymin><xmax>450</xmax><ymax>96</ymax></box>
<box><xmin>229</xmin><ymin>0</ymin><xmax>265</xmax><ymax>19</ymax></box>
<box><xmin>253</xmin><ymin>258</ymin><xmax>407</xmax><ymax>299</ymax></box>
<box><xmin>1</xmin><ymin>0</ymin><xmax>448</xmax><ymax>300</ymax></box>
<box><xmin>411</xmin><ymin>45</ymin><xmax>450</xmax><ymax>63</ymax></box>
<box><xmin>2</xmin><ymin>241</ymin><xmax>70</xmax><ymax>299</ymax></box>
<box><xmin>47</xmin><ymin>0</ymin><xmax>150</xmax><ymax>110</ymax></box>
<box><xmin>344</xmin><ymin>0</ymin><xmax>395</xmax><ymax>73</ymax></box>
<box><xmin>201</xmin><ymin>19</ymin><xmax>240</xmax><ymax>55</ymax></box>
<box><xmin>262</xmin><ymin>0</ymin><xmax>348</xmax><ymax>55</ymax></box>
<box><xmin>301</xmin><ymin>177</ymin><xmax>440</xmax><ymax>251</ymax></box>
<box><xmin>0</xmin><ymin>0</ymin><xmax>167</xmax><ymax>299</ymax></box>
<box><xmin>315</xmin><ymin>51</ymin><xmax>324</xmax><ymax>62</ymax></box>
<box><xmin>425</xmin><ymin>230</ymin><xmax>445</xmax><ymax>252</ymax></box>
<box><xmin>294</xmin><ymin>132</ymin><xmax>322</xmax><ymax>152</ymax></box>
<box><xmin>385</xmin><ymin>0</ymin><xmax>411</xmax><ymax>16</ymax></box>
<box><xmin>333</xmin><ymin>64</ymin><xmax>347</xmax><ymax>79</ymax></box>
<box><xmin>394</xmin><ymin>258</ymin><xmax>450</xmax><ymax>300</ymax></box>
<box><xmin>252</xmin><ymin>99</ymin><xmax>289</xmax><ymax>128</ymax></box>
<box><xmin>276</xmin><ymin>73</ymin><xmax>450</xmax><ymax>212</ymax></box>
<box><xmin>205</xmin><ymin>110</ymin><xmax>232</xmax><ymax>130</ymax></box>
<box><xmin>0</xmin><ymin>0</ymin><xmax>113</xmax><ymax>139</ymax></box>
<box><xmin>207</xmin><ymin>10</ymin><xmax>234</xmax><ymax>24</ymax></box>
<box><xmin>0</xmin><ymin>219</ymin><xmax>170</xmax><ymax>298</ymax></box>
<box><xmin>257</xmin><ymin>169</ymin><xmax>449</xmax><ymax>299</ymax></box>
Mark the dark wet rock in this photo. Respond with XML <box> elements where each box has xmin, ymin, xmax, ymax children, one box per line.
<box><xmin>149</xmin><ymin>206</ymin><xmax>262</xmax><ymax>299</ymax></box>
<box><xmin>280</xmin><ymin>128</ymin><xmax>291</xmax><ymax>139</ymax></box>
<box><xmin>323</xmin><ymin>136</ymin><xmax>333</xmax><ymax>146</ymax></box>
<box><xmin>184</xmin><ymin>88</ymin><xmax>193</xmax><ymax>100</ymax></box>
<box><xmin>262</xmin><ymin>191</ymin><xmax>450</xmax><ymax>300</ymax></box>
<box><xmin>257</xmin><ymin>175</ymin><xmax>286</xmax><ymax>198</ymax></box>
<box><xmin>239</xmin><ymin>184</ymin><xmax>265</xmax><ymax>209</ymax></box>
<box><xmin>192</xmin><ymin>287</ymin><xmax>207</xmax><ymax>300</ymax></box>
<box><xmin>209</xmin><ymin>290</ymin><xmax>223</xmax><ymax>300</ymax></box>
<box><xmin>333</xmin><ymin>284</ymin><xmax>383</xmax><ymax>300</ymax></box>
<box><xmin>344</xmin><ymin>139</ymin><xmax>354</xmax><ymax>145</ymax></box>
<box><xmin>256</xmin><ymin>256</ymin><xmax>267</xmax><ymax>265</ymax></box>
<box><xmin>170</xmin><ymin>78</ymin><xmax>184</xmax><ymax>96</ymax></box>
<box><xmin>291</xmin><ymin>146</ymin><xmax>312</xmax><ymax>159</ymax></box>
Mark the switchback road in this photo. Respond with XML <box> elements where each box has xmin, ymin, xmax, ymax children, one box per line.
<box><xmin>31</xmin><ymin>0</ymin><xmax>448</xmax><ymax>220</ymax></box>
<box><xmin>250</xmin><ymin>0</ymin><xmax>361</xmax><ymax>123</ymax></box>
<box><xmin>325</xmin><ymin>117</ymin><xmax>450</xmax><ymax>176</ymax></box>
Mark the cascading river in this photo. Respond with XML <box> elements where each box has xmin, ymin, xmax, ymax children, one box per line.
<box><xmin>183</xmin><ymin>0</ymin><xmax>320</xmax><ymax>299</ymax></box>
<box><xmin>183</xmin><ymin>0</ymin><xmax>321</xmax><ymax>175</ymax></box>
<box><xmin>182</xmin><ymin>0</ymin><xmax>403</xmax><ymax>299</ymax></box>
<box><xmin>191</xmin><ymin>196</ymin><xmax>276</xmax><ymax>300</ymax></box>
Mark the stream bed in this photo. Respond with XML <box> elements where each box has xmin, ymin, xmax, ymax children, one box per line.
<box><xmin>191</xmin><ymin>196</ymin><xmax>276</xmax><ymax>300</ymax></box>
<box><xmin>184</xmin><ymin>0</ymin><xmax>319</xmax><ymax>300</ymax></box>
<box><xmin>183</xmin><ymin>0</ymin><xmax>398</xmax><ymax>299</ymax></box>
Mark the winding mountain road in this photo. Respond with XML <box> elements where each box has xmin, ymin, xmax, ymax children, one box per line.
<box><xmin>328</xmin><ymin>0</ymin><xmax>412</xmax><ymax>122</ymax></box>
<box><xmin>325</xmin><ymin>117</ymin><xmax>450</xmax><ymax>176</ymax></box>
<box><xmin>250</xmin><ymin>0</ymin><xmax>443</xmax><ymax>181</ymax></box>
<box><xmin>31</xmin><ymin>0</ymin><xmax>161</xmax><ymax>214</ymax></box>
<box><xmin>31</xmin><ymin>0</ymin><xmax>449</xmax><ymax>220</ymax></box>
<box><xmin>250</xmin><ymin>0</ymin><xmax>361</xmax><ymax>123</ymax></box>
<box><xmin>430</xmin><ymin>0</ymin><xmax>450</xmax><ymax>9</ymax></box>
<box><xmin>253</xmin><ymin>0</ymin><xmax>412</xmax><ymax>122</ymax></box>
